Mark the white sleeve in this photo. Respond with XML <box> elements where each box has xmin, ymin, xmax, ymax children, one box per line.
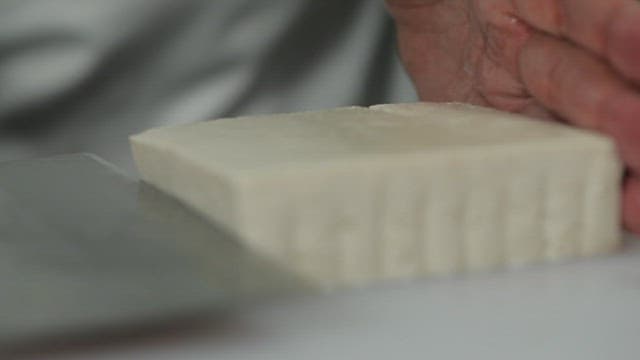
<box><xmin>0</xmin><ymin>0</ymin><xmax>415</xmax><ymax>171</ymax></box>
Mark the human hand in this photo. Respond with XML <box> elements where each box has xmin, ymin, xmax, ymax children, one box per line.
<box><xmin>386</xmin><ymin>0</ymin><xmax>640</xmax><ymax>233</ymax></box>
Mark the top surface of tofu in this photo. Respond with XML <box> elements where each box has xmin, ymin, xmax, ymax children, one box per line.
<box><xmin>131</xmin><ymin>103</ymin><xmax>609</xmax><ymax>173</ymax></box>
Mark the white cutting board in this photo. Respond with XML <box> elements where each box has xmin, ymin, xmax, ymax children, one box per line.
<box><xmin>41</xmin><ymin>235</ymin><xmax>640</xmax><ymax>360</ymax></box>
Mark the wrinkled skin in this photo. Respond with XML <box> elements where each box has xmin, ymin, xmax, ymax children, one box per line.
<box><xmin>386</xmin><ymin>0</ymin><xmax>640</xmax><ymax>233</ymax></box>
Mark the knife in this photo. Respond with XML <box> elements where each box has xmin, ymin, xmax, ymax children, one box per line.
<box><xmin>0</xmin><ymin>154</ymin><xmax>307</xmax><ymax>350</ymax></box>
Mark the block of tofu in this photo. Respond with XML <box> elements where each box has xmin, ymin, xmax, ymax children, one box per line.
<box><xmin>131</xmin><ymin>102</ymin><xmax>622</xmax><ymax>289</ymax></box>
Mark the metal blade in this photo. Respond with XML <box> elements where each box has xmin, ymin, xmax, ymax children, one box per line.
<box><xmin>0</xmin><ymin>154</ymin><xmax>306</xmax><ymax>348</ymax></box>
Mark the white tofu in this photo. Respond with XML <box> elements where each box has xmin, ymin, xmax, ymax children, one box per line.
<box><xmin>131</xmin><ymin>103</ymin><xmax>622</xmax><ymax>289</ymax></box>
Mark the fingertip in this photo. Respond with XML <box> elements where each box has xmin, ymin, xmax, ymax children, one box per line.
<box><xmin>604</xmin><ymin>92</ymin><xmax>640</xmax><ymax>171</ymax></box>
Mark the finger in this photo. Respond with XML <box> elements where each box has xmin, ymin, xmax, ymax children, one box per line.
<box><xmin>622</xmin><ymin>176</ymin><xmax>640</xmax><ymax>234</ymax></box>
<box><xmin>519</xmin><ymin>33</ymin><xmax>640</xmax><ymax>172</ymax></box>
<box><xmin>512</xmin><ymin>0</ymin><xmax>640</xmax><ymax>82</ymax></box>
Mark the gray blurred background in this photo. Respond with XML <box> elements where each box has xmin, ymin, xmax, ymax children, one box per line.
<box><xmin>0</xmin><ymin>0</ymin><xmax>416</xmax><ymax>173</ymax></box>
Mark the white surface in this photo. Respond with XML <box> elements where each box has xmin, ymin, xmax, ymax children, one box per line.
<box><xmin>131</xmin><ymin>103</ymin><xmax>621</xmax><ymax>288</ymax></box>
<box><xmin>132</xmin><ymin>103</ymin><xmax>613</xmax><ymax>172</ymax></box>
<box><xmin>44</xmin><ymin>236</ymin><xmax>640</xmax><ymax>360</ymax></box>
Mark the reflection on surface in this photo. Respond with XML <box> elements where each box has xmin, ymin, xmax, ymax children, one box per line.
<box><xmin>136</xmin><ymin>180</ymin><xmax>309</xmax><ymax>298</ymax></box>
